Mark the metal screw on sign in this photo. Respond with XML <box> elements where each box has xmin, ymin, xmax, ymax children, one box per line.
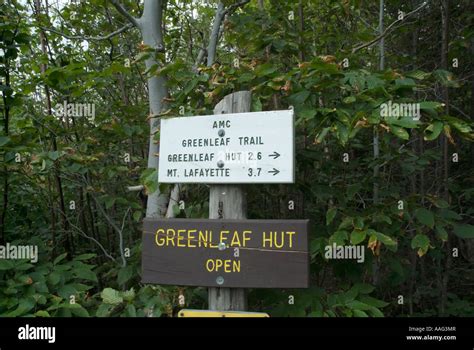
<box><xmin>216</xmin><ymin>276</ymin><xmax>224</xmax><ymax>285</ymax></box>
<box><xmin>218</xmin><ymin>129</ymin><xmax>225</xmax><ymax>137</ymax></box>
<box><xmin>218</xmin><ymin>242</ymin><xmax>226</xmax><ymax>251</ymax></box>
<box><xmin>217</xmin><ymin>160</ymin><xmax>224</xmax><ymax>168</ymax></box>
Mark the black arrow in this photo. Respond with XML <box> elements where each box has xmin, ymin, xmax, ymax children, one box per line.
<box><xmin>268</xmin><ymin>168</ymin><xmax>280</xmax><ymax>176</ymax></box>
<box><xmin>269</xmin><ymin>151</ymin><xmax>281</xmax><ymax>159</ymax></box>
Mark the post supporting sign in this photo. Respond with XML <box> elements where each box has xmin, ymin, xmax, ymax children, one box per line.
<box><xmin>158</xmin><ymin>104</ymin><xmax>294</xmax><ymax>184</ymax></box>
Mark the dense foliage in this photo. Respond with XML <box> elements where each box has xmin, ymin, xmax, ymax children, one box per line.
<box><xmin>0</xmin><ymin>0</ymin><xmax>473</xmax><ymax>317</ymax></box>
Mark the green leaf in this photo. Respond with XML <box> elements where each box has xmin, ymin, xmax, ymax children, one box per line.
<box><xmin>390</xmin><ymin>117</ymin><xmax>420</xmax><ymax>129</ymax></box>
<box><xmin>326</xmin><ymin>208</ymin><xmax>337</xmax><ymax>226</ymax></box>
<box><xmin>435</xmin><ymin>226</ymin><xmax>448</xmax><ymax>242</ymax></box>
<box><xmin>172</xmin><ymin>203</ymin><xmax>181</xmax><ymax>217</ymax></box>
<box><xmin>428</xmin><ymin>197</ymin><xmax>449</xmax><ymax>209</ymax></box>
<box><xmin>118</xmin><ymin>266</ymin><xmax>133</xmax><ymax>286</ymax></box>
<box><xmin>74</xmin><ymin>268</ymin><xmax>97</xmax><ymax>282</ymax></box>
<box><xmin>0</xmin><ymin>136</ymin><xmax>11</xmax><ymax>147</ymax></box>
<box><xmin>101</xmin><ymin>288</ymin><xmax>123</xmax><ymax>305</ymax></box>
<box><xmin>255</xmin><ymin>63</ymin><xmax>277</xmax><ymax>77</ymax></box>
<box><xmin>439</xmin><ymin>209</ymin><xmax>462</xmax><ymax>221</ymax></box>
<box><xmin>353</xmin><ymin>283</ymin><xmax>375</xmax><ymax>294</ymax></box>
<box><xmin>0</xmin><ymin>259</ymin><xmax>15</xmax><ymax>271</ymax></box>
<box><xmin>104</xmin><ymin>196</ymin><xmax>115</xmax><ymax>209</ymax></box>
<box><xmin>433</xmin><ymin>69</ymin><xmax>460</xmax><ymax>88</ymax></box>
<box><xmin>453</xmin><ymin>224</ymin><xmax>474</xmax><ymax>239</ymax></box>
<box><xmin>64</xmin><ymin>303</ymin><xmax>90</xmax><ymax>317</ymax></box>
<box><xmin>126</xmin><ymin>304</ymin><xmax>137</xmax><ymax>317</ymax></box>
<box><xmin>252</xmin><ymin>97</ymin><xmax>262</xmax><ymax>112</ymax></box>
<box><xmin>353</xmin><ymin>309</ymin><xmax>369</xmax><ymax>317</ymax></box>
<box><xmin>346</xmin><ymin>300</ymin><xmax>372</xmax><ymax>311</ymax></box>
<box><xmin>389</xmin><ymin>125</ymin><xmax>409</xmax><ymax>140</ymax></box>
<box><xmin>420</xmin><ymin>101</ymin><xmax>444</xmax><ymax>110</ymax></box>
<box><xmin>122</xmin><ymin>288</ymin><xmax>136</xmax><ymax>302</ymax></box>
<box><xmin>415</xmin><ymin>208</ymin><xmax>434</xmax><ymax>228</ymax></box>
<box><xmin>48</xmin><ymin>271</ymin><xmax>61</xmax><ymax>286</ymax></box>
<box><xmin>288</xmin><ymin>90</ymin><xmax>310</xmax><ymax>105</ymax></box>
<box><xmin>53</xmin><ymin>253</ymin><xmax>68</xmax><ymax>265</ymax></box>
<box><xmin>141</xmin><ymin>168</ymin><xmax>158</xmax><ymax>195</ymax></box>
<box><xmin>298</xmin><ymin>108</ymin><xmax>316</xmax><ymax>120</ymax></box>
<box><xmin>6</xmin><ymin>298</ymin><xmax>35</xmax><ymax>317</ymax></box>
<box><xmin>133</xmin><ymin>210</ymin><xmax>142</xmax><ymax>222</ymax></box>
<box><xmin>343</xmin><ymin>96</ymin><xmax>356</xmax><ymax>104</ymax></box>
<box><xmin>48</xmin><ymin>151</ymin><xmax>61</xmax><ymax>161</ymax></box>
<box><xmin>358</xmin><ymin>295</ymin><xmax>388</xmax><ymax>308</ymax></box>
<box><xmin>411</xmin><ymin>234</ymin><xmax>430</xmax><ymax>257</ymax></box>
<box><xmin>406</xmin><ymin>70</ymin><xmax>431</xmax><ymax>80</ymax></box>
<box><xmin>443</xmin><ymin>116</ymin><xmax>472</xmax><ymax>134</ymax></box>
<box><xmin>350</xmin><ymin>230</ymin><xmax>366</xmax><ymax>245</ymax></box>
<box><xmin>74</xmin><ymin>253</ymin><xmax>96</xmax><ymax>261</ymax></box>
<box><xmin>329</xmin><ymin>230</ymin><xmax>348</xmax><ymax>246</ymax></box>
<box><xmin>338</xmin><ymin>216</ymin><xmax>353</xmax><ymax>230</ymax></box>
<box><xmin>372</xmin><ymin>230</ymin><xmax>397</xmax><ymax>247</ymax></box>
<box><xmin>96</xmin><ymin>304</ymin><xmax>112</xmax><ymax>317</ymax></box>
<box><xmin>34</xmin><ymin>310</ymin><xmax>51</xmax><ymax>317</ymax></box>
<box><xmin>314</xmin><ymin>127</ymin><xmax>330</xmax><ymax>144</ymax></box>
<box><xmin>424</xmin><ymin>121</ymin><xmax>444</xmax><ymax>141</ymax></box>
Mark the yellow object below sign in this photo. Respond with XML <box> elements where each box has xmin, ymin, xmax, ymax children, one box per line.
<box><xmin>178</xmin><ymin>309</ymin><xmax>269</xmax><ymax>318</ymax></box>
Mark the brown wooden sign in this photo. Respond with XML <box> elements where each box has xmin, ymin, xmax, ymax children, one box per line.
<box><xmin>142</xmin><ymin>218</ymin><xmax>309</xmax><ymax>288</ymax></box>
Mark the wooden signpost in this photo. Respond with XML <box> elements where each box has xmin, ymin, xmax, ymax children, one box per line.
<box><xmin>142</xmin><ymin>91</ymin><xmax>309</xmax><ymax>314</ymax></box>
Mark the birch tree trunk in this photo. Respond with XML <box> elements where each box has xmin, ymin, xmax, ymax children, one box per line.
<box><xmin>111</xmin><ymin>0</ymin><xmax>169</xmax><ymax>218</ymax></box>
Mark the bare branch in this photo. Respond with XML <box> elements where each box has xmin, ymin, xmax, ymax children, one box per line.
<box><xmin>41</xmin><ymin>23</ymin><xmax>133</xmax><ymax>41</ymax></box>
<box><xmin>223</xmin><ymin>0</ymin><xmax>251</xmax><ymax>16</ymax></box>
<box><xmin>110</xmin><ymin>0</ymin><xmax>140</xmax><ymax>27</ymax></box>
<box><xmin>207</xmin><ymin>0</ymin><xmax>250</xmax><ymax>66</ymax></box>
<box><xmin>352</xmin><ymin>1</ymin><xmax>428</xmax><ymax>53</ymax></box>
<box><xmin>127</xmin><ymin>185</ymin><xmax>144</xmax><ymax>192</ymax></box>
<box><xmin>68</xmin><ymin>218</ymin><xmax>117</xmax><ymax>263</ymax></box>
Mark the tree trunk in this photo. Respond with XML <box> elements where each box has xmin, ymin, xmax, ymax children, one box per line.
<box><xmin>135</xmin><ymin>0</ymin><xmax>170</xmax><ymax>218</ymax></box>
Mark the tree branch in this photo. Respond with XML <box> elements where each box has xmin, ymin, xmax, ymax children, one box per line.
<box><xmin>352</xmin><ymin>1</ymin><xmax>428</xmax><ymax>53</ymax></box>
<box><xmin>110</xmin><ymin>0</ymin><xmax>140</xmax><ymax>27</ymax></box>
<box><xmin>41</xmin><ymin>23</ymin><xmax>133</xmax><ymax>41</ymax></box>
<box><xmin>223</xmin><ymin>0</ymin><xmax>251</xmax><ymax>16</ymax></box>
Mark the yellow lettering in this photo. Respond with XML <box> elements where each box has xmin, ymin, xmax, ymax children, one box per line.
<box><xmin>215</xmin><ymin>259</ymin><xmax>223</xmax><ymax>270</ymax></box>
<box><xmin>287</xmin><ymin>231</ymin><xmax>296</xmax><ymax>248</ymax></box>
<box><xmin>232</xmin><ymin>260</ymin><xmax>241</xmax><ymax>272</ymax></box>
<box><xmin>177</xmin><ymin>229</ymin><xmax>186</xmax><ymax>247</ymax></box>
<box><xmin>209</xmin><ymin>230</ymin><xmax>218</xmax><ymax>248</ymax></box>
<box><xmin>274</xmin><ymin>231</ymin><xmax>284</xmax><ymax>249</ymax></box>
<box><xmin>188</xmin><ymin>229</ymin><xmax>197</xmax><ymax>248</ymax></box>
<box><xmin>198</xmin><ymin>230</ymin><xmax>208</xmax><ymax>248</ymax></box>
<box><xmin>155</xmin><ymin>229</ymin><xmax>165</xmax><ymax>246</ymax></box>
<box><xmin>166</xmin><ymin>229</ymin><xmax>176</xmax><ymax>246</ymax></box>
<box><xmin>206</xmin><ymin>259</ymin><xmax>215</xmax><ymax>272</ymax></box>
<box><xmin>220</xmin><ymin>230</ymin><xmax>229</xmax><ymax>245</ymax></box>
<box><xmin>262</xmin><ymin>231</ymin><xmax>272</xmax><ymax>248</ymax></box>
<box><xmin>243</xmin><ymin>230</ymin><xmax>251</xmax><ymax>247</ymax></box>
<box><xmin>230</xmin><ymin>231</ymin><xmax>242</xmax><ymax>246</ymax></box>
<box><xmin>205</xmin><ymin>259</ymin><xmax>241</xmax><ymax>273</ymax></box>
<box><xmin>224</xmin><ymin>260</ymin><xmax>231</xmax><ymax>273</ymax></box>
